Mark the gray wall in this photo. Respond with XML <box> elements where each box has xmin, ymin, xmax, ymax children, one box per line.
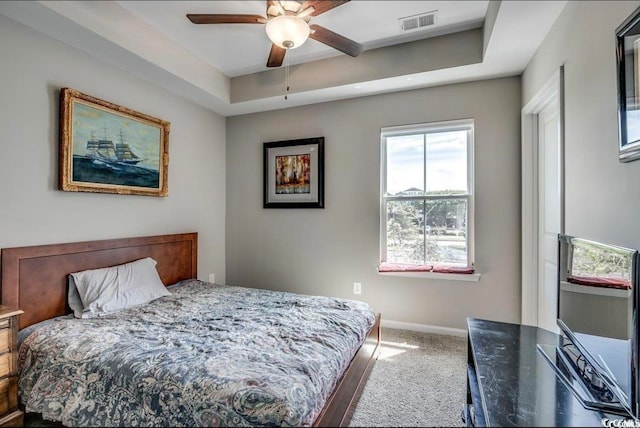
<box><xmin>560</xmin><ymin>289</ymin><xmax>631</xmax><ymax>339</ymax></box>
<box><xmin>523</xmin><ymin>1</ymin><xmax>640</xmax><ymax>249</ymax></box>
<box><xmin>0</xmin><ymin>16</ymin><xmax>227</xmax><ymax>283</ymax></box>
<box><xmin>230</xmin><ymin>29</ymin><xmax>483</xmax><ymax>103</ymax></box>
<box><xmin>227</xmin><ymin>77</ymin><xmax>522</xmax><ymax>330</ymax></box>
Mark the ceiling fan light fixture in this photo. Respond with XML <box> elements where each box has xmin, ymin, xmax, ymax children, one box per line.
<box><xmin>265</xmin><ymin>15</ymin><xmax>310</xmax><ymax>49</ymax></box>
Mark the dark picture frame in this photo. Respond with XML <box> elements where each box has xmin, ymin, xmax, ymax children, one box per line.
<box><xmin>616</xmin><ymin>7</ymin><xmax>640</xmax><ymax>162</ymax></box>
<box><xmin>59</xmin><ymin>88</ymin><xmax>170</xmax><ymax>196</ymax></box>
<box><xmin>263</xmin><ymin>137</ymin><xmax>324</xmax><ymax>208</ymax></box>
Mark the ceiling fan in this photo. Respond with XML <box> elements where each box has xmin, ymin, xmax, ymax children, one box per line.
<box><xmin>187</xmin><ymin>0</ymin><xmax>364</xmax><ymax>68</ymax></box>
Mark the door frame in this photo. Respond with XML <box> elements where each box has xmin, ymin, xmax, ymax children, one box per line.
<box><xmin>521</xmin><ymin>66</ymin><xmax>565</xmax><ymax>326</ymax></box>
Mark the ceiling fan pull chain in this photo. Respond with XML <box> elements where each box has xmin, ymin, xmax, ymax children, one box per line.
<box><xmin>285</xmin><ymin>51</ymin><xmax>290</xmax><ymax>100</ymax></box>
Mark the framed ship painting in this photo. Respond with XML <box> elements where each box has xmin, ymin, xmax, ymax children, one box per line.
<box><xmin>59</xmin><ymin>88</ymin><xmax>170</xmax><ymax>196</ymax></box>
<box><xmin>263</xmin><ymin>137</ymin><xmax>324</xmax><ymax>208</ymax></box>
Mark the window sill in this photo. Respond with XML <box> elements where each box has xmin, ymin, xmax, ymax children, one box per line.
<box><xmin>377</xmin><ymin>270</ymin><xmax>482</xmax><ymax>282</ymax></box>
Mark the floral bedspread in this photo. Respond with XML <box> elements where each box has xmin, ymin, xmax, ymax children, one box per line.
<box><xmin>19</xmin><ymin>280</ymin><xmax>376</xmax><ymax>427</ymax></box>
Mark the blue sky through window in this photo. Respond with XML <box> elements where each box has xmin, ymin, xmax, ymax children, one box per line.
<box><xmin>386</xmin><ymin>130</ymin><xmax>467</xmax><ymax>195</ymax></box>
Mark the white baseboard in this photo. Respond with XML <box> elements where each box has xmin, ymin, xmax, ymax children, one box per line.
<box><xmin>381</xmin><ymin>319</ymin><xmax>467</xmax><ymax>337</ymax></box>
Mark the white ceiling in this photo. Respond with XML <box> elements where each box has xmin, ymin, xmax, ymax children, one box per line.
<box><xmin>117</xmin><ymin>1</ymin><xmax>489</xmax><ymax>77</ymax></box>
<box><xmin>0</xmin><ymin>1</ymin><xmax>568</xmax><ymax>116</ymax></box>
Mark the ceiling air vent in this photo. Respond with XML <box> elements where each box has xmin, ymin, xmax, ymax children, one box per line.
<box><xmin>399</xmin><ymin>10</ymin><xmax>437</xmax><ymax>32</ymax></box>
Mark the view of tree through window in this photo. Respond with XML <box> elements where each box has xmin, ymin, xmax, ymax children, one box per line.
<box><xmin>570</xmin><ymin>239</ymin><xmax>633</xmax><ymax>281</ymax></box>
<box><xmin>381</xmin><ymin>121</ymin><xmax>473</xmax><ymax>267</ymax></box>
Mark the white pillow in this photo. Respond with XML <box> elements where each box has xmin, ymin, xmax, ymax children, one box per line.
<box><xmin>70</xmin><ymin>257</ymin><xmax>171</xmax><ymax>318</ymax></box>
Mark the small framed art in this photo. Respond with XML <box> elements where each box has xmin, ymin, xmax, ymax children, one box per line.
<box><xmin>263</xmin><ymin>137</ymin><xmax>324</xmax><ymax>208</ymax></box>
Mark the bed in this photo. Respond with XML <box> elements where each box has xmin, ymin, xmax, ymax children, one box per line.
<box><xmin>0</xmin><ymin>232</ymin><xmax>381</xmax><ymax>427</ymax></box>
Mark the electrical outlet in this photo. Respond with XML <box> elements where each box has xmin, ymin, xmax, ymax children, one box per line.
<box><xmin>353</xmin><ymin>282</ymin><xmax>362</xmax><ymax>295</ymax></box>
<box><xmin>208</xmin><ymin>273</ymin><xmax>215</xmax><ymax>283</ymax></box>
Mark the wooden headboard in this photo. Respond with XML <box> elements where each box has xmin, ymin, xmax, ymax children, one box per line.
<box><xmin>0</xmin><ymin>233</ymin><xmax>197</xmax><ymax>330</ymax></box>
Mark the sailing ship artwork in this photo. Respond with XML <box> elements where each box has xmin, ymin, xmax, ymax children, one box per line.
<box><xmin>60</xmin><ymin>88</ymin><xmax>170</xmax><ymax>197</ymax></box>
<box><xmin>74</xmin><ymin>123</ymin><xmax>158</xmax><ymax>189</ymax></box>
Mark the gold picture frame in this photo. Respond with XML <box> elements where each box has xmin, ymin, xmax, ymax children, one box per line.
<box><xmin>59</xmin><ymin>88</ymin><xmax>170</xmax><ymax>196</ymax></box>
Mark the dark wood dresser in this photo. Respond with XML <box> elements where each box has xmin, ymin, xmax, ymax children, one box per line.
<box><xmin>0</xmin><ymin>306</ymin><xmax>23</xmax><ymax>427</ymax></box>
<box><xmin>465</xmin><ymin>318</ymin><xmax>624</xmax><ymax>427</ymax></box>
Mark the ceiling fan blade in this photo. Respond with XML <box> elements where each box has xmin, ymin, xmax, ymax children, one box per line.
<box><xmin>309</xmin><ymin>24</ymin><xmax>363</xmax><ymax>57</ymax></box>
<box><xmin>265</xmin><ymin>0</ymin><xmax>286</xmax><ymax>17</ymax></box>
<box><xmin>267</xmin><ymin>44</ymin><xmax>287</xmax><ymax>67</ymax></box>
<box><xmin>301</xmin><ymin>0</ymin><xmax>349</xmax><ymax>16</ymax></box>
<box><xmin>186</xmin><ymin>14</ymin><xmax>266</xmax><ymax>24</ymax></box>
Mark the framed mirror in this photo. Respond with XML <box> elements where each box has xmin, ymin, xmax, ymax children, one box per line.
<box><xmin>556</xmin><ymin>235</ymin><xmax>639</xmax><ymax>416</ymax></box>
<box><xmin>616</xmin><ymin>7</ymin><xmax>640</xmax><ymax>162</ymax></box>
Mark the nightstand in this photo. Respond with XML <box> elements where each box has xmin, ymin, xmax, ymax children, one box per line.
<box><xmin>0</xmin><ymin>306</ymin><xmax>23</xmax><ymax>427</ymax></box>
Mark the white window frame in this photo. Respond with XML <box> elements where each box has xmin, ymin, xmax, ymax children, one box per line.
<box><xmin>379</xmin><ymin>118</ymin><xmax>476</xmax><ymax>276</ymax></box>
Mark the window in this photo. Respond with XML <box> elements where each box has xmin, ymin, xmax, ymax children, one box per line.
<box><xmin>380</xmin><ymin>119</ymin><xmax>474</xmax><ymax>272</ymax></box>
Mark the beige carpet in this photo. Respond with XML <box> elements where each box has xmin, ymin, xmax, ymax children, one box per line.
<box><xmin>349</xmin><ymin>328</ymin><xmax>467</xmax><ymax>427</ymax></box>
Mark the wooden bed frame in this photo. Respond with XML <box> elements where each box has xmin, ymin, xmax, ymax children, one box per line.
<box><xmin>0</xmin><ymin>232</ymin><xmax>380</xmax><ymax>427</ymax></box>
